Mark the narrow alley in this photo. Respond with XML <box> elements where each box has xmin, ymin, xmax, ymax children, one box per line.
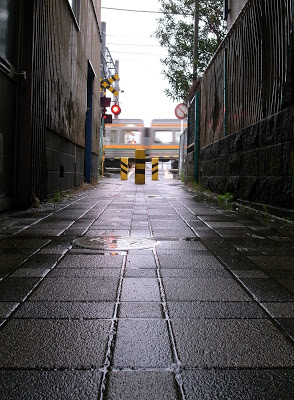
<box><xmin>0</xmin><ymin>167</ymin><xmax>294</xmax><ymax>399</ymax></box>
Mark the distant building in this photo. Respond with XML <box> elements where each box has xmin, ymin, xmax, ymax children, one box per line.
<box><xmin>0</xmin><ymin>0</ymin><xmax>102</xmax><ymax>210</ymax></box>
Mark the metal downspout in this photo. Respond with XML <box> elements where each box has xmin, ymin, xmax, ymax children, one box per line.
<box><xmin>194</xmin><ymin>91</ymin><xmax>200</xmax><ymax>182</ymax></box>
<box><xmin>224</xmin><ymin>47</ymin><xmax>228</xmax><ymax>137</ymax></box>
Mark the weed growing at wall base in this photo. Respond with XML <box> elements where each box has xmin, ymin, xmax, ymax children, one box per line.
<box><xmin>217</xmin><ymin>192</ymin><xmax>234</xmax><ymax>206</ymax></box>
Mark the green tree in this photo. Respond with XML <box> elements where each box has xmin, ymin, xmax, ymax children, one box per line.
<box><xmin>154</xmin><ymin>0</ymin><xmax>225</xmax><ymax>102</ymax></box>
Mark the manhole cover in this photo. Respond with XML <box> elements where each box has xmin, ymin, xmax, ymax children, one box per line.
<box><xmin>72</xmin><ymin>236</ymin><xmax>160</xmax><ymax>250</ymax></box>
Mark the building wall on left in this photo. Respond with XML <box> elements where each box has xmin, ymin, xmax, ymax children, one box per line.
<box><xmin>0</xmin><ymin>0</ymin><xmax>102</xmax><ymax>210</ymax></box>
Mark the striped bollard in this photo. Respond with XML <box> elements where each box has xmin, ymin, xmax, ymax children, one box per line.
<box><xmin>152</xmin><ymin>158</ymin><xmax>159</xmax><ymax>180</ymax></box>
<box><xmin>135</xmin><ymin>149</ymin><xmax>145</xmax><ymax>184</ymax></box>
<box><xmin>120</xmin><ymin>157</ymin><xmax>128</xmax><ymax>180</ymax></box>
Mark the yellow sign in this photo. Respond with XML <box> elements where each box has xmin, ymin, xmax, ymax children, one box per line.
<box><xmin>100</xmin><ymin>74</ymin><xmax>120</xmax><ymax>96</ymax></box>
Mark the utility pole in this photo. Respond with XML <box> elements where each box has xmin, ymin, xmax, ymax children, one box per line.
<box><xmin>193</xmin><ymin>0</ymin><xmax>199</xmax><ymax>81</ymax></box>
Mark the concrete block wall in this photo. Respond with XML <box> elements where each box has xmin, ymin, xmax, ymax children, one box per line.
<box><xmin>46</xmin><ymin>129</ymin><xmax>85</xmax><ymax>195</ymax></box>
<box><xmin>200</xmin><ymin>105</ymin><xmax>294</xmax><ymax>213</ymax></box>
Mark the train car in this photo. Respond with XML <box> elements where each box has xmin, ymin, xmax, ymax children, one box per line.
<box><xmin>103</xmin><ymin>118</ymin><xmax>187</xmax><ymax>168</ymax></box>
<box><xmin>148</xmin><ymin>119</ymin><xmax>185</xmax><ymax>159</ymax></box>
<box><xmin>103</xmin><ymin>119</ymin><xmax>144</xmax><ymax>168</ymax></box>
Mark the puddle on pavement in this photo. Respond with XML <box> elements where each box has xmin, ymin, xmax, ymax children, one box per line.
<box><xmin>72</xmin><ymin>236</ymin><xmax>160</xmax><ymax>250</ymax></box>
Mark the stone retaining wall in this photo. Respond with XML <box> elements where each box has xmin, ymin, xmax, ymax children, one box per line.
<box><xmin>200</xmin><ymin>106</ymin><xmax>294</xmax><ymax>213</ymax></box>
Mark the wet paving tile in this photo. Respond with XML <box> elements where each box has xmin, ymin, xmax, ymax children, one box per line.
<box><xmin>120</xmin><ymin>278</ymin><xmax>161</xmax><ymax>301</ymax></box>
<box><xmin>278</xmin><ymin>279</ymin><xmax>294</xmax><ymax>294</ymax></box>
<box><xmin>168</xmin><ymin>301</ymin><xmax>267</xmax><ymax>319</ymax></box>
<box><xmin>13</xmin><ymin>301</ymin><xmax>115</xmax><ymax>319</ymax></box>
<box><xmin>205</xmin><ymin>221</ymin><xmax>245</xmax><ymax>229</ymax></box>
<box><xmin>181</xmin><ymin>369</ymin><xmax>294</xmax><ymax>400</ymax></box>
<box><xmin>195</xmin><ymin>229</ymin><xmax>224</xmax><ymax>238</ymax></box>
<box><xmin>126</xmin><ymin>254</ymin><xmax>156</xmax><ymax>269</ymax></box>
<box><xmin>118</xmin><ymin>302</ymin><xmax>163</xmax><ymax>318</ymax></box>
<box><xmin>0</xmin><ymin>319</ymin><xmax>110</xmax><ymax>368</ymax></box>
<box><xmin>19</xmin><ymin>254</ymin><xmax>61</xmax><ymax>268</ymax></box>
<box><xmin>249</xmin><ymin>255</ymin><xmax>294</xmax><ymax>271</ymax></box>
<box><xmin>162</xmin><ymin>278</ymin><xmax>251</xmax><ymax>301</ymax></box>
<box><xmin>231</xmin><ymin>269</ymin><xmax>269</xmax><ymax>279</ymax></box>
<box><xmin>10</xmin><ymin>267</ymin><xmax>51</xmax><ymax>278</ymax></box>
<box><xmin>158</xmin><ymin>253</ymin><xmax>224</xmax><ymax>269</ymax></box>
<box><xmin>200</xmin><ymin>238</ymin><xmax>237</xmax><ymax>253</ymax></box>
<box><xmin>124</xmin><ymin>269</ymin><xmax>157</xmax><ymax>278</ymax></box>
<box><xmin>240</xmin><ymin>278</ymin><xmax>294</xmax><ymax>301</ymax></box>
<box><xmin>0</xmin><ymin>254</ymin><xmax>32</xmax><ymax>269</ymax></box>
<box><xmin>29</xmin><ymin>277</ymin><xmax>119</xmax><ymax>301</ymax></box>
<box><xmin>105</xmin><ymin>371</ymin><xmax>180</xmax><ymax>400</ymax></box>
<box><xmin>172</xmin><ymin>319</ymin><xmax>294</xmax><ymax>368</ymax></box>
<box><xmin>0</xmin><ymin>370</ymin><xmax>101</xmax><ymax>400</ymax></box>
<box><xmin>49</xmin><ymin>267</ymin><xmax>120</xmax><ymax>278</ymax></box>
<box><xmin>261</xmin><ymin>302</ymin><xmax>294</xmax><ymax>318</ymax></box>
<box><xmin>161</xmin><ymin>268</ymin><xmax>232</xmax><ymax>278</ymax></box>
<box><xmin>218</xmin><ymin>255</ymin><xmax>260</xmax><ymax>270</ymax></box>
<box><xmin>228</xmin><ymin>238</ymin><xmax>294</xmax><ymax>256</ymax></box>
<box><xmin>56</xmin><ymin>255</ymin><xmax>124</xmax><ymax>269</ymax></box>
<box><xmin>0</xmin><ymin>238</ymin><xmax>50</xmax><ymax>250</ymax></box>
<box><xmin>215</xmin><ymin>228</ymin><xmax>254</xmax><ymax>238</ymax></box>
<box><xmin>0</xmin><ymin>277</ymin><xmax>42</xmax><ymax>301</ymax></box>
<box><xmin>0</xmin><ymin>302</ymin><xmax>19</xmax><ymax>318</ymax></box>
<box><xmin>18</xmin><ymin>227</ymin><xmax>71</xmax><ymax>236</ymax></box>
<box><xmin>156</xmin><ymin>240</ymin><xmax>207</xmax><ymax>251</ymax></box>
<box><xmin>113</xmin><ymin>320</ymin><xmax>173</xmax><ymax>368</ymax></box>
<box><xmin>277</xmin><ymin>318</ymin><xmax>294</xmax><ymax>340</ymax></box>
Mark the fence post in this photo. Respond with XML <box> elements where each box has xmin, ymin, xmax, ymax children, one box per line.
<box><xmin>135</xmin><ymin>149</ymin><xmax>145</xmax><ymax>184</ymax></box>
<box><xmin>120</xmin><ymin>157</ymin><xmax>128</xmax><ymax>180</ymax></box>
<box><xmin>152</xmin><ymin>158</ymin><xmax>159</xmax><ymax>180</ymax></box>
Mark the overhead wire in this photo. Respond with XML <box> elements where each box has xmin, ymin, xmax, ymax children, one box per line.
<box><xmin>101</xmin><ymin>7</ymin><xmax>193</xmax><ymax>16</ymax></box>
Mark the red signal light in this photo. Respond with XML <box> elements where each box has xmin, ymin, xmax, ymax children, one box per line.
<box><xmin>102</xmin><ymin>114</ymin><xmax>112</xmax><ymax>124</ymax></box>
<box><xmin>111</xmin><ymin>104</ymin><xmax>121</xmax><ymax>116</ymax></box>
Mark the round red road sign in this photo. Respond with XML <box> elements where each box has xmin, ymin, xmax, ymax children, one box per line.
<box><xmin>175</xmin><ymin>103</ymin><xmax>188</xmax><ymax>119</ymax></box>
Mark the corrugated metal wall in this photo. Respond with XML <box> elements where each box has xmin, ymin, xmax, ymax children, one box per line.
<box><xmin>200</xmin><ymin>0</ymin><xmax>293</xmax><ymax>147</ymax></box>
<box><xmin>31</xmin><ymin>0</ymin><xmax>48</xmax><ymax>199</ymax></box>
<box><xmin>31</xmin><ymin>0</ymin><xmax>101</xmax><ymax>200</ymax></box>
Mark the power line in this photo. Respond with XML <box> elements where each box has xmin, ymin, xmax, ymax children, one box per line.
<box><xmin>102</xmin><ymin>7</ymin><xmax>163</xmax><ymax>14</ymax></box>
<box><xmin>101</xmin><ymin>7</ymin><xmax>192</xmax><ymax>16</ymax></box>
<box><xmin>110</xmin><ymin>50</ymin><xmax>167</xmax><ymax>56</ymax></box>
<box><xmin>107</xmin><ymin>42</ymin><xmax>161</xmax><ymax>48</ymax></box>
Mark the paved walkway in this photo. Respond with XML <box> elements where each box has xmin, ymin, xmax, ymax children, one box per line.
<box><xmin>1</xmin><ymin>167</ymin><xmax>294</xmax><ymax>399</ymax></box>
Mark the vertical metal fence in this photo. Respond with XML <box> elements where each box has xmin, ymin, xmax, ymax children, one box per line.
<box><xmin>199</xmin><ymin>0</ymin><xmax>293</xmax><ymax>147</ymax></box>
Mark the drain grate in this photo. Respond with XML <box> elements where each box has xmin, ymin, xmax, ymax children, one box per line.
<box><xmin>72</xmin><ymin>236</ymin><xmax>160</xmax><ymax>251</ymax></box>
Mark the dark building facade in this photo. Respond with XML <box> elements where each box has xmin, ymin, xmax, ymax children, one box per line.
<box><xmin>0</xmin><ymin>0</ymin><xmax>102</xmax><ymax>211</ymax></box>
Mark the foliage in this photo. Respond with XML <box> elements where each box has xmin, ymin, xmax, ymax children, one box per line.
<box><xmin>154</xmin><ymin>0</ymin><xmax>225</xmax><ymax>101</ymax></box>
<box><xmin>47</xmin><ymin>192</ymin><xmax>65</xmax><ymax>203</ymax></box>
<box><xmin>217</xmin><ymin>192</ymin><xmax>234</xmax><ymax>205</ymax></box>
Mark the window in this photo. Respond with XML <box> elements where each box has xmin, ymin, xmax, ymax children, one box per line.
<box><xmin>68</xmin><ymin>0</ymin><xmax>80</xmax><ymax>24</ymax></box>
<box><xmin>175</xmin><ymin>131</ymin><xmax>181</xmax><ymax>143</ymax></box>
<box><xmin>123</xmin><ymin>130</ymin><xmax>141</xmax><ymax>144</ymax></box>
<box><xmin>154</xmin><ymin>131</ymin><xmax>173</xmax><ymax>144</ymax></box>
<box><xmin>109</xmin><ymin>130</ymin><xmax>118</xmax><ymax>144</ymax></box>
<box><xmin>0</xmin><ymin>0</ymin><xmax>18</xmax><ymax>65</ymax></box>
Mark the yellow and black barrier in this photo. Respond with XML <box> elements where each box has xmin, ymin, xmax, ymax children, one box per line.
<box><xmin>135</xmin><ymin>149</ymin><xmax>145</xmax><ymax>184</ymax></box>
<box><xmin>121</xmin><ymin>157</ymin><xmax>128</xmax><ymax>180</ymax></box>
<box><xmin>152</xmin><ymin>158</ymin><xmax>159</xmax><ymax>180</ymax></box>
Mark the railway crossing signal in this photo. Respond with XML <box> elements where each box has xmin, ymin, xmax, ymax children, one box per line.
<box><xmin>100</xmin><ymin>73</ymin><xmax>119</xmax><ymax>96</ymax></box>
<box><xmin>102</xmin><ymin>114</ymin><xmax>112</xmax><ymax>124</ymax></box>
<box><xmin>111</xmin><ymin>104</ymin><xmax>121</xmax><ymax>116</ymax></box>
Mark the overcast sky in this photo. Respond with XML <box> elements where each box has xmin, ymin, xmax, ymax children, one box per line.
<box><xmin>101</xmin><ymin>0</ymin><xmax>179</xmax><ymax>126</ymax></box>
